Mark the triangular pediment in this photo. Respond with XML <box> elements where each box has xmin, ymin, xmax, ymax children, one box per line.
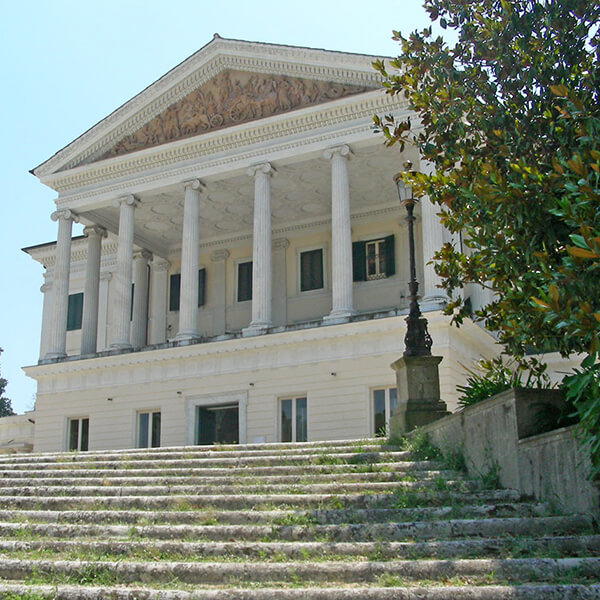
<box><xmin>98</xmin><ymin>70</ymin><xmax>371</xmax><ymax>160</ymax></box>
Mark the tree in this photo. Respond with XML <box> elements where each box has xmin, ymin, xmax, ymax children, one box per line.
<box><xmin>0</xmin><ymin>349</ymin><xmax>15</xmax><ymax>418</ymax></box>
<box><xmin>373</xmin><ymin>0</ymin><xmax>600</xmax><ymax>472</ymax></box>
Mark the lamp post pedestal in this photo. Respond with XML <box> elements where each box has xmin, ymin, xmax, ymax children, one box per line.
<box><xmin>390</xmin><ymin>355</ymin><xmax>448</xmax><ymax>435</ymax></box>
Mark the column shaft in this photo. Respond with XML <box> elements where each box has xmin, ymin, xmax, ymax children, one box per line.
<box><xmin>81</xmin><ymin>226</ymin><xmax>106</xmax><ymax>355</ymax></box>
<box><xmin>324</xmin><ymin>145</ymin><xmax>354</xmax><ymax>322</ymax></box>
<box><xmin>39</xmin><ymin>280</ymin><xmax>52</xmax><ymax>360</ymax></box>
<box><xmin>132</xmin><ymin>250</ymin><xmax>152</xmax><ymax>348</ymax></box>
<box><xmin>45</xmin><ymin>209</ymin><xmax>77</xmax><ymax>359</ymax></box>
<box><xmin>110</xmin><ymin>195</ymin><xmax>138</xmax><ymax>350</ymax></box>
<box><xmin>176</xmin><ymin>179</ymin><xmax>203</xmax><ymax>341</ymax></box>
<box><xmin>245</xmin><ymin>163</ymin><xmax>274</xmax><ymax>334</ymax></box>
<box><xmin>148</xmin><ymin>257</ymin><xmax>170</xmax><ymax>345</ymax></box>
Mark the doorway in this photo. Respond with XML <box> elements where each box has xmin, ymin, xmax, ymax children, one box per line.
<box><xmin>196</xmin><ymin>403</ymin><xmax>239</xmax><ymax>445</ymax></box>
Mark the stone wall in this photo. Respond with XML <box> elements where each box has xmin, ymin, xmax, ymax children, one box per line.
<box><xmin>414</xmin><ymin>389</ymin><xmax>599</xmax><ymax>517</ymax></box>
<box><xmin>0</xmin><ymin>413</ymin><xmax>35</xmax><ymax>453</ymax></box>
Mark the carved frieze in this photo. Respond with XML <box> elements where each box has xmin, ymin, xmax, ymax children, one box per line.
<box><xmin>101</xmin><ymin>71</ymin><xmax>370</xmax><ymax>159</ymax></box>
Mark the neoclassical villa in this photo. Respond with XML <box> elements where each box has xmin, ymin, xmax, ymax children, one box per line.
<box><xmin>21</xmin><ymin>36</ymin><xmax>502</xmax><ymax>453</ymax></box>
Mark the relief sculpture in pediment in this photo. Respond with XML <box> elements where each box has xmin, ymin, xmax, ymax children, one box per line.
<box><xmin>102</xmin><ymin>71</ymin><xmax>370</xmax><ymax>158</ymax></box>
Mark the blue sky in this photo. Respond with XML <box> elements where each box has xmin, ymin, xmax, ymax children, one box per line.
<box><xmin>0</xmin><ymin>0</ymin><xmax>435</xmax><ymax>414</ymax></box>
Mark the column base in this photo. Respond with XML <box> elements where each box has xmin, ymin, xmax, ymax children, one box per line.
<box><xmin>109</xmin><ymin>342</ymin><xmax>133</xmax><ymax>351</ymax></box>
<box><xmin>242</xmin><ymin>321</ymin><xmax>271</xmax><ymax>337</ymax></box>
<box><xmin>175</xmin><ymin>330</ymin><xmax>201</xmax><ymax>343</ymax></box>
<box><xmin>323</xmin><ymin>309</ymin><xmax>354</xmax><ymax>325</ymax></box>
<box><xmin>43</xmin><ymin>351</ymin><xmax>66</xmax><ymax>360</ymax></box>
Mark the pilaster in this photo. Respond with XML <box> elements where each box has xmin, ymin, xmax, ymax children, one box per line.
<box><xmin>148</xmin><ymin>257</ymin><xmax>170</xmax><ymax>345</ymax></box>
<box><xmin>210</xmin><ymin>249</ymin><xmax>229</xmax><ymax>336</ymax></box>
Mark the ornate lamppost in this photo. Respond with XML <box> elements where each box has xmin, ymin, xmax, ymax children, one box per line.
<box><xmin>389</xmin><ymin>161</ymin><xmax>448</xmax><ymax>435</ymax></box>
<box><xmin>394</xmin><ymin>161</ymin><xmax>433</xmax><ymax>358</ymax></box>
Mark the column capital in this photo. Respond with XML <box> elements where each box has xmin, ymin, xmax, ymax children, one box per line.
<box><xmin>51</xmin><ymin>209</ymin><xmax>79</xmax><ymax>223</ymax></box>
<box><xmin>100</xmin><ymin>271</ymin><xmax>113</xmax><ymax>282</ymax></box>
<box><xmin>181</xmin><ymin>178</ymin><xmax>205</xmax><ymax>193</ymax></box>
<box><xmin>133</xmin><ymin>249</ymin><xmax>153</xmax><ymax>262</ymax></box>
<box><xmin>247</xmin><ymin>162</ymin><xmax>275</xmax><ymax>178</ymax></box>
<box><xmin>323</xmin><ymin>144</ymin><xmax>352</xmax><ymax>161</ymax></box>
<box><xmin>211</xmin><ymin>249</ymin><xmax>230</xmax><ymax>262</ymax></box>
<box><xmin>150</xmin><ymin>256</ymin><xmax>170</xmax><ymax>272</ymax></box>
<box><xmin>40</xmin><ymin>282</ymin><xmax>52</xmax><ymax>293</ymax></box>
<box><xmin>273</xmin><ymin>238</ymin><xmax>290</xmax><ymax>251</ymax></box>
<box><xmin>113</xmin><ymin>194</ymin><xmax>139</xmax><ymax>209</ymax></box>
<box><xmin>83</xmin><ymin>225</ymin><xmax>107</xmax><ymax>239</ymax></box>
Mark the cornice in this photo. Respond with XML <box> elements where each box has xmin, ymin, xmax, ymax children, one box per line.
<box><xmin>35</xmin><ymin>39</ymin><xmax>388</xmax><ymax>178</ymax></box>
<box><xmin>48</xmin><ymin>93</ymin><xmax>407</xmax><ymax>202</ymax></box>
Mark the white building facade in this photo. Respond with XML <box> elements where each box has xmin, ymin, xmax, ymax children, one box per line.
<box><xmin>24</xmin><ymin>37</ymin><xmax>498</xmax><ymax>453</ymax></box>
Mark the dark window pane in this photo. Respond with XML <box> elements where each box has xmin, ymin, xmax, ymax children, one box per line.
<box><xmin>373</xmin><ymin>390</ymin><xmax>386</xmax><ymax>437</ymax></box>
<box><xmin>296</xmin><ymin>397</ymin><xmax>307</xmax><ymax>442</ymax></box>
<box><xmin>281</xmin><ymin>399</ymin><xmax>292</xmax><ymax>443</ymax></box>
<box><xmin>151</xmin><ymin>412</ymin><xmax>161</xmax><ymax>448</ymax></box>
<box><xmin>138</xmin><ymin>412</ymin><xmax>149</xmax><ymax>448</ymax></box>
<box><xmin>67</xmin><ymin>293</ymin><xmax>84</xmax><ymax>331</ymax></box>
<box><xmin>384</xmin><ymin>234</ymin><xmax>396</xmax><ymax>276</ymax></box>
<box><xmin>68</xmin><ymin>419</ymin><xmax>79</xmax><ymax>451</ymax></box>
<box><xmin>238</xmin><ymin>262</ymin><xmax>252</xmax><ymax>302</ymax></box>
<box><xmin>300</xmin><ymin>249</ymin><xmax>324</xmax><ymax>291</ymax></box>
<box><xmin>80</xmin><ymin>418</ymin><xmax>89</xmax><ymax>452</ymax></box>
<box><xmin>198</xmin><ymin>269</ymin><xmax>206</xmax><ymax>307</ymax></box>
<box><xmin>352</xmin><ymin>241</ymin><xmax>366</xmax><ymax>282</ymax></box>
<box><xmin>169</xmin><ymin>274</ymin><xmax>181</xmax><ymax>311</ymax></box>
<box><xmin>390</xmin><ymin>387</ymin><xmax>398</xmax><ymax>415</ymax></box>
<box><xmin>130</xmin><ymin>283</ymin><xmax>135</xmax><ymax>321</ymax></box>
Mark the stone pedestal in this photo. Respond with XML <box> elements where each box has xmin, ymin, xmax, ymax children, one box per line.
<box><xmin>390</xmin><ymin>355</ymin><xmax>448</xmax><ymax>435</ymax></box>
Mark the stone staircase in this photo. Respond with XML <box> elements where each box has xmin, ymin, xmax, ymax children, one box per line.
<box><xmin>0</xmin><ymin>439</ymin><xmax>596</xmax><ymax>599</ymax></box>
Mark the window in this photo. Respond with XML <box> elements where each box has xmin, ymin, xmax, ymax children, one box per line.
<box><xmin>68</xmin><ymin>417</ymin><xmax>89</xmax><ymax>451</ymax></box>
<box><xmin>66</xmin><ymin>293</ymin><xmax>84</xmax><ymax>331</ymax></box>
<box><xmin>372</xmin><ymin>387</ymin><xmax>398</xmax><ymax>437</ymax></box>
<box><xmin>138</xmin><ymin>411</ymin><xmax>161</xmax><ymax>448</ymax></box>
<box><xmin>280</xmin><ymin>397</ymin><xmax>307</xmax><ymax>442</ymax></box>
<box><xmin>169</xmin><ymin>269</ymin><xmax>206</xmax><ymax>311</ymax></box>
<box><xmin>352</xmin><ymin>235</ymin><xmax>395</xmax><ymax>281</ymax></box>
<box><xmin>237</xmin><ymin>261</ymin><xmax>252</xmax><ymax>302</ymax></box>
<box><xmin>300</xmin><ymin>249</ymin><xmax>324</xmax><ymax>292</ymax></box>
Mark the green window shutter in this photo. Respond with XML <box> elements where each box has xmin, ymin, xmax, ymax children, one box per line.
<box><xmin>300</xmin><ymin>249</ymin><xmax>324</xmax><ymax>291</ymax></box>
<box><xmin>238</xmin><ymin>262</ymin><xmax>252</xmax><ymax>302</ymax></box>
<box><xmin>169</xmin><ymin>274</ymin><xmax>181</xmax><ymax>311</ymax></box>
<box><xmin>198</xmin><ymin>268</ymin><xmax>206</xmax><ymax>307</ymax></box>
<box><xmin>67</xmin><ymin>292</ymin><xmax>84</xmax><ymax>331</ymax></box>
<box><xmin>352</xmin><ymin>241</ymin><xmax>366</xmax><ymax>281</ymax></box>
<box><xmin>384</xmin><ymin>234</ymin><xmax>395</xmax><ymax>276</ymax></box>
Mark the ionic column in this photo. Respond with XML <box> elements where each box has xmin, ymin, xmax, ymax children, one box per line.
<box><xmin>97</xmin><ymin>271</ymin><xmax>112</xmax><ymax>351</ymax></box>
<box><xmin>110</xmin><ymin>195</ymin><xmax>138</xmax><ymax>350</ymax></box>
<box><xmin>272</xmin><ymin>238</ymin><xmax>289</xmax><ymax>327</ymax></box>
<box><xmin>176</xmin><ymin>179</ymin><xmax>204</xmax><ymax>341</ymax></box>
<box><xmin>132</xmin><ymin>250</ymin><xmax>152</xmax><ymax>348</ymax></box>
<box><xmin>323</xmin><ymin>145</ymin><xmax>354</xmax><ymax>323</ymax></box>
<box><xmin>419</xmin><ymin>161</ymin><xmax>448</xmax><ymax>306</ymax></box>
<box><xmin>39</xmin><ymin>279</ymin><xmax>52</xmax><ymax>360</ymax></box>
<box><xmin>80</xmin><ymin>225</ymin><xmax>107</xmax><ymax>355</ymax></box>
<box><xmin>45</xmin><ymin>209</ymin><xmax>78</xmax><ymax>359</ymax></box>
<box><xmin>244</xmin><ymin>163</ymin><xmax>274</xmax><ymax>335</ymax></box>
<box><xmin>210</xmin><ymin>249</ymin><xmax>229</xmax><ymax>336</ymax></box>
<box><xmin>148</xmin><ymin>257</ymin><xmax>170</xmax><ymax>345</ymax></box>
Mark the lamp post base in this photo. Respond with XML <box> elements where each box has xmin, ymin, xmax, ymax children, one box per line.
<box><xmin>389</xmin><ymin>355</ymin><xmax>448</xmax><ymax>436</ymax></box>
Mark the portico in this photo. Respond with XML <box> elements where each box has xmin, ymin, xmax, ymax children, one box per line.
<box><xmin>23</xmin><ymin>36</ymin><xmax>500</xmax><ymax>453</ymax></box>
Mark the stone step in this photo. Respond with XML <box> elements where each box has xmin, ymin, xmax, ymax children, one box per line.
<box><xmin>0</xmin><ymin>469</ymin><xmax>455</xmax><ymax>487</ymax></box>
<box><xmin>0</xmin><ymin>557</ymin><xmax>597</xmax><ymax>586</ymax></box>
<box><xmin>0</xmin><ymin>460</ymin><xmax>443</xmax><ymax>478</ymax></box>
<box><xmin>0</xmin><ymin>479</ymin><xmax>476</xmax><ymax>498</ymax></box>
<box><xmin>0</xmin><ymin>515</ymin><xmax>590</xmax><ymax>542</ymax></box>
<box><xmin>0</xmin><ymin>502</ymin><xmax>552</xmax><ymax>526</ymax></box>
<box><xmin>0</xmin><ymin>534</ymin><xmax>598</xmax><ymax>562</ymax></box>
<box><xmin>0</xmin><ymin>488</ymin><xmax>522</xmax><ymax>510</ymax></box>
<box><xmin>0</xmin><ymin>439</ymin><xmax>388</xmax><ymax>462</ymax></box>
<box><xmin>0</xmin><ymin>450</ymin><xmax>411</xmax><ymax>470</ymax></box>
<box><xmin>1</xmin><ymin>584</ymin><xmax>599</xmax><ymax>600</ymax></box>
